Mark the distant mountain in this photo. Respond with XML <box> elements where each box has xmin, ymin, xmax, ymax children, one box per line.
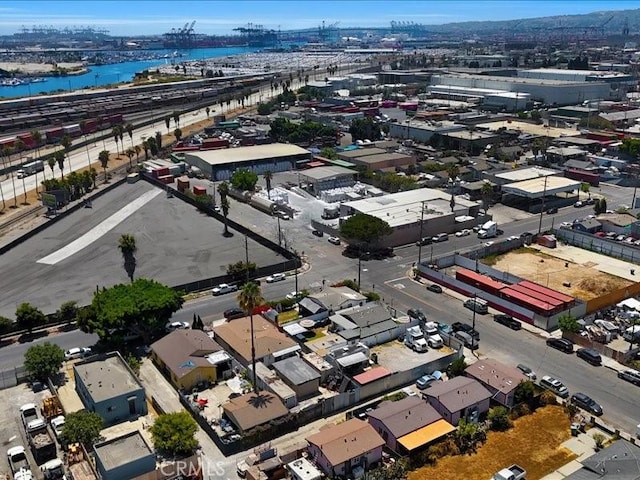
<box><xmin>422</xmin><ymin>8</ymin><xmax>638</xmax><ymax>36</ymax></box>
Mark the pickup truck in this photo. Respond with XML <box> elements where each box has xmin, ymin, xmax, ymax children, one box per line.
<box><xmin>40</xmin><ymin>458</ymin><xmax>66</xmax><ymax>480</ymax></box>
<box><xmin>20</xmin><ymin>403</ymin><xmax>40</xmax><ymax>431</ymax></box>
<box><xmin>7</xmin><ymin>445</ymin><xmax>33</xmax><ymax>480</ymax></box>
<box><xmin>492</xmin><ymin>464</ymin><xmax>526</xmax><ymax>480</ymax></box>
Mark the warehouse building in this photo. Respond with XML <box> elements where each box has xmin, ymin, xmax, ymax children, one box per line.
<box><xmin>389</xmin><ymin>120</ymin><xmax>466</xmax><ymax>143</ymax></box>
<box><xmin>349</xmin><ymin>152</ymin><xmax>415</xmax><ymax>170</ymax></box>
<box><xmin>300</xmin><ymin>166</ymin><xmax>357</xmax><ymax>196</ymax></box>
<box><xmin>184</xmin><ymin>143</ymin><xmax>311</xmax><ymax>180</ymax></box>
<box><xmin>518</xmin><ymin>68</ymin><xmax>637</xmax><ymax>90</ymax></box>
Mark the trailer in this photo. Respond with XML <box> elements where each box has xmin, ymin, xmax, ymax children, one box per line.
<box><xmin>27</xmin><ymin>420</ymin><xmax>56</xmax><ymax>464</ymax></box>
<box><xmin>17</xmin><ymin>160</ymin><xmax>45</xmax><ymax>179</ymax></box>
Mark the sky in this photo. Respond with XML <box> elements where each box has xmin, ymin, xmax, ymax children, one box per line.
<box><xmin>0</xmin><ymin>1</ymin><xmax>638</xmax><ymax>36</ymax></box>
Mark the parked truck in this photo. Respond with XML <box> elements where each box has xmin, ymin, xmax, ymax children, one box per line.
<box><xmin>26</xmin><ymin>419</ymin><xmax>57</xmax><ymax>464</ymax></box>
<box><xmin>423</xmin><ymin>321</ymin><xmax>444</xmax><ymax>348</ymax></box>
<box><xmin>20</xmin><ymin>404</ymin><xmax>40</xmax><ymax>431</ymax></box>
<box><xmin>7</xmin><ymin>445</ymin><xmax>33</xmax><ymax>480</ymax></box>
<box><xmin>40</xmin><ymin>458</ymin><xmax>66</xmax><ymax>480</ymax></box>
<box><xmin>16</xmin><ymin>160</ymin><xmax>44</xmax><ymax>179</ymax></box>
<box><xmin>478</xmin><ymin>221</ymin><xmax>498</xmax><ymax>239</ymax></box>
<box><xmin>405</xmin><ymin>325</ymin><xmax>428</xmax><ymax>352</ymax></box>
<box><xmin>492</xmin><ymin>464</ymin><xmax>526</xmax><ymax>480</ymax></box>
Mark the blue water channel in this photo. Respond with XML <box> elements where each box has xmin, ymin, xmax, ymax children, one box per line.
<box><xmin>0</xmin><ymin>46</ymin><xmax>259</xmax><ymax>99</ymax></box>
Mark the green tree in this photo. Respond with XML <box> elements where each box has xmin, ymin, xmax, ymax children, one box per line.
<box><xmin>16</xmin><ymin>302</ymin><xmax>46</xmax><ymax>333</ymax></box>
<box><xmin>217</xmin><ymin>181</ymin><xmax>231</xmax><ymax>237</ymax></box>
<box><xmin>230</xmin><ymin>168</ymin><xmax>258</xmax><ymax>191</ymax></box>
<box><xmin>112</xmin><ymin>126</ymin><xmax>121</xmax><ymax>156</ymax></box>
<box><xmin>349</xmin><ymin>117</ymin><xmax>381</xmax><ymax>142</ymax></box>
<box><xmin>79</xmin><ymin>279</ymin><xmax>184</xmax><ymax>344</ymax></box>
<box><xmin>205</xmin><ymin>106</ymin><xmax>210</xmax><ymax>118</ymax></box>
<box><xmin>320</xmin><ymin>147</ymin><xmax>338</xmax><ymax>160</ymax></box>
<box><xmin>514</xmin><ymin>380</ymin><xmax>536</xmax><ymax>405</ymax></box>
<box><xmin>340</xmin><ymin>213</ymin><xmax>392</xmax><ymax>247</ymax></box>
<box><xmin>448</xmin><ymin>357</ymin><xmax>468</xmax><ymax>378</ymax></box>
<box><xmin>118</xmin><ymin>233</ymin><xmax>137</xmax><ymax>282</ymax></box>
<box><xmin>61</xmin><ymin>411</ymin><xmax>103</xmax><ymax>447</ymax></box>
<box><xmin>164</xmin><ymin>116</ymin><xmax>171</xmax><ymax>133</ymax></box>
<box><xmin>488</xmin><ymin>406</ymin><xmax>512</xmax><ymax>431</ymax></box>
<box><xmin>56</xmin><ymin>300</ymin><xmax>78</xmax><ymax>326</ymax></box>
<box><xmin>150</xmin><ymin>411</ymin><xmax>198</xmax><ymax>456</ymax></box>
<box><xmin>263</xmin><ymin>170</ymin><xmax>273</xmax><ymax>200</ymax></box>
<box><xmin>455</xmin><ymin>418</ymin><xmax>486</xmax><ymax>453</ymax></box>
<box><xmin>54</xmin><ymin>149</ymin><xmax>66</xmax><ymax>179</ymax></box>
<box><xmin>60</xmin><ymin>134</ymin><xmax>72</xmax><ymax>176</ymax></box>
<box><xmin>172</xmin><ymin>111</ymin><xmax>180</xmax><ymax>127</ymax></box>
<box><xmin>24</xmin><ymin>342</ymin><xmax>65</xmax><ymax>381</ymax></box>
<box><xmin>257</xmin><ymin>103</ymin><xmax>272</xmax><ymax>115</ymax></box>
<box><xmin>580</xmin><ymin>182</ymin><xmax>591</xmax><ymax>199</ymax></box>
<box><xmin>480</xmin><ymin>181</ymin><xmax>493</xmax><ymax>213</ymax></box>
<box><xmin>530</xmin><ymin>110</ymin><xmax>542</xmax><ymax>123</ymax></box>
<box><xmin>154</xmin><ymin>131</ymin><xmax>162</xmax><ymax>152</ymax></box>
<box><xmin>0</xmin><ymin>315</ymin><xmax>12</xmax><ymax>334</ymax></box>
<box><xmin>125</xmin><ymin>354</ymin><xmax>141</xmax><ymax>376</ymax></box>
<box><xmin>99</xmin><ymin>150</ymin><xmax>110</xmax><ymax>183</ymax></box>
<box><xmin>173</xmin><ymin>128</ymin><xmax>183</xmax><ymax>142</ymax></box>
<box><xmin>47</xmin><ymin>156</ymin><xmax>56</xmax><ymax>179</ymax></box>
<box><xmin>125</xmin><ymin>123</ymin><xmax>134</xmax><ymax>148</ymax></box>
<box><xmin>237</xmin><ymin>282</ymin><xmax>265</xmax><ymax>393</ymax></box>
<box><xmin>558</xmin><ymin>313</ymin><xmax>580</xmax><ymax>333</ymax></box>
<box><xmin>125</xmin><ymin>148</ymin><xmax>135</xmax><ymax>169</ymax></box>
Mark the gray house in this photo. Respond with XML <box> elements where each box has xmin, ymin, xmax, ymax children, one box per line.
<box><xmin>74</xmin><ymin>352</ymin><xmax>147</xmax><ymax>426</ymax></box>
<box><xmin>272</xmin><ymin>356</ymin><xmax>321</xmax><ymax>400</ymax></box>
<box><xmin>94</xmin><ymin>430</ymin><xmax>155</xmax><ymax>480</ymax></box>
<box><xmin>424</xmin><ymin>376</ymin><xmax>492</xmax><ymax>426</ymax></box>
<box><xmin>565</xmin><ymin>439</ymin><xmax>640</xmax><ymax>479</ymax></box>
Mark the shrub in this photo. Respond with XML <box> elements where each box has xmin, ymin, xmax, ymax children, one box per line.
<box><xmin>512</xmin><ymin>403</ymin><xmax>531</xmax><ymax>419</ymax></box>
<box><xmin>592</xmin><ymin>432</ymin><xmax>606</xmax><ymax>450</ymax></box>
<box><xmin>488</xmin><ymin>406</ymin><xmax>512</xmax><ymax>431</ymax></box>
<box><xmin>539</xmin><ymin>390</ymin><xmax>558</xmax><ymax>406</ymax></box>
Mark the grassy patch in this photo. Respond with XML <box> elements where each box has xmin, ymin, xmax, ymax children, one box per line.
<box><xmin>278</xmin><ymin>310</ymin><xmax>299</xmax><ymax>324</ymax></box>
<box><xmin>306</xmin><ymin>329</ymin><xmax>326</xmax><ymax>341</ymax></box>
<box><xmin>480</xmin><ymin>254</ymin><xmax>499</xmax><ymax>266</ymax></box>
<box><xmin>408</xmin><ymin>405</ymin><xmax>575</xmax><ymax>480</ymax></box>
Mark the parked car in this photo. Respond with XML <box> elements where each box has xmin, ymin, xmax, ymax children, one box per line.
<box><xmin>437</xmin><ymin>322</ymin><xmax>453</xmax><ymax>335</ymax></box>
<box><xmin>407</xmin><ymin>308</ymin><xmax>427</xmax><ymax>323</ymax></box>
<box><xmin>571</xmin><ymin>392</ymin><xmax>603</xmax><ymax>416</ymax></box>
<box><xmin>266</xmin><ymin>273</ymin><xmax>286</xmax><ymax>283</ymax></box>
<box><xmin>432</xmin><ymin>233</ymin><xmax>449</xmax><ymax>243</ymax></box>
<box><xmin>427</xmin><ymin>284</ymin><xmax>443</xmax><ymax>293</ymax></box>
<box><xmin>454</xmin><ymin>331</ymin><xmax>479</xmax><ymax>350</ymax></box>
<box><xmin>576</xmin><ymin>348</ymin><xmax>602</xmax><ymax>366</ymax></box>
<box><xmin>617</xmin><ymin>369</ymin><xmax>640</xmax><ymax>386</ymax></box>
<box><xmin>212</xmin><ymin>283</ymin><xmax>238</xmax><ymax>295</ymax></box>
<box><xmin>224</xmin><ymin>307</ymin><xmax>245</xmax><ymax>320</ymax></box>
<box><xmin>50</xmin><ymin>415</ymin><xmax>65</xmax><ymax>438</ymax></box>
<box><xmin>494</xmin><ymin>314</ymin><xmax>522</xmax><ymax>330</ymax></box>
<box><xmin>546</xmin><ymin>337</ymin><xmax>574</xmax><ymax>353</ymax></box>
<box><xmin>455</xmin><ymin>229</ymin><xmax>471</xmax><ymax>237</ymax></box>
<box><xmin>539</xmin><ymin>375</ymin><xmax>569</xmax><ymax>398</ymax></box>
<box><xmin>166</xmin><ymin>321</ymin><xmax>190</xmax><ymax>332</ymax></box>
<box><xmin>520</xmin><ymin>232</ymin><xmax>532</xmax><ymax>238</ymax></box>
<box><xmin>451</xmin><ymin>322</ymin><xmax>480</xmax><ymax>340</ymax></box>
<box><xmin>327</xmin><ymin>236</ymin><xmax>341</xmax><ymax>245</ymax></box>
<box><xmin>574</xmin><ymin>201</ymin><xmax>584</xmax><ymax>208</ymax></box>
<box><xmin>64</xmin><ymin>347</ymin><xmax>92</xmax><ymax>360</ymax></box>
<box><xmin>516</xmin><ymin>364</ymin><xmax>536</xmax><ymax>380</ymax></box>
<box><xmin>312</xmin><ymin>229</ymin><xmax>324</xmax><ymax>237</ymax></box>
<box><xmin>416</xmin><ymin>374</ymin><xmax>437</xmax><ymax>390</ymax></box>
<box><xmin>286</xmin><ymin>291</ymin><xmax>304</xmax><ymax>300</ymax></box>
<box><xmin>546</xmin><ymin>207</ymin><xmax>558</xmax><ymax>214</ymax></box>
<box><xmin>416</xmin><ymin>237</ymin><xmax>432</xmax><ymax>246</ymax></box>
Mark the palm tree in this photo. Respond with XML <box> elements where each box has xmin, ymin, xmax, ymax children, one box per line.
<box><xmin>112</xmin><ymin>127</ymin><xmax>120</xmax><ymax>156</ymax></box>
<box><xmin>118</xmin><ymin>233</ymin><xmax>137</xmax><ymax>282</ymax></box>
<box><xmin>31</xmin><ymin>130</ymin><xmax>43</xmax><ymax>193</ymax></box>
<box><xmin>237</xmin><ymin>281</ymin><xmax>264</xmax><ymax>394</ymax></box>
<box><xmin>118</xmin><ymin>125</ymin><xmax>124</xmax><ymax>153</ymax></box>
<box><xmin>47</xmin><ymin>156</ymin><xmax>56</xmax><ymax>179</ymax></box>
<box><xmin>263</xmin><ymin>170</ymin><xmax>273</xmax><ymax>200</ymax></box>
<box><xmin>99</xmin><ymin>150</ymin><xmax>110</xmax><ymax>183</ymax></box>
<box><xmin>125</xmin><ymin>123</ymin><xmax>134</xmax><ymax>148</ymax></box>
<box><xmin>0</xmin><ymin>179</ymin><xmax>5</xmax><ymax>210</ymax></box>
<box><xmin>172</xmin><ymin>111</ymin><xmax>180</xmax><ymax>127</ymax></box>
<box><xmin>134</xmin><ymin>145</ymin><xmax>141</xmax><ymax>164</ymax></box>
<box><xmin>217</xmin><ymin>181</ymin><xmax>231</xmax><ymax>237</ymax></box>
<box><xmin>480</xmin><ymin>181</ymin><xmax>493</xmax><ymax>213</ymax></box>
<box><xmin>173</xmin><ymin>128</ymin><xmax>182</xmax><ymax>142</ymax></box>
<box><xmin>1</xmin><ymin>145</ymin><xmax>11</xmax><ymax>177</ymax></box>
<box><xmin>446</xmin><ymin>163</ymin><xmax>459</xmax><ymax>190</ymax></box>
<box><xmin>60</xmin><ymin>134</ymin><xmax>73</xmax><ymax>176</ymax></box>
<box><xmin>54</xmin><ymin>150</ymin><xmax>66</xmax><ymax>179</ymax></box>
<box><xmin>155</xmin><ymin>131</ymin><xmax>162</xmax><ymax>151</ymax></box>
<box><xmin>142</xmin><ymin>141</ymin><xmax>149</xmax><ymax>160</ymax></box>
<box><xmin>125</xmin><ymin>148</ymin><xmax>135</xmax><ymax>169</ymax></box>
<box><xmin>164</xmin><ymin>116</ymin><xmax>171</xmax><ymax>133</ymax></box>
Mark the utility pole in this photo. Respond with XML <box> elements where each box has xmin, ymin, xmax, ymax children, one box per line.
<box><xmin>471</xmin><ymin>292</ymin><xmax>477</xmax><ymax>352</ymax></box>
<box><xmin>276</xmin><ymin>215</ymin><xmax>282</xmax><ymax>246</ymax></box>
<box><xmin>537</xmin><ymin>174</ymin><xmax>549</xmax><ymax>234</ymax></box>
<box><xmin>417</xmin><ymin>200</ymin><xmax>426</xmax><ymax>265</ymax></box>
<box><xmin>294</xmin><ymin>249</ymin><xmax>299</xmax><ymax>294</ymax></box>
<box><xmin>244</xmin><ymin>235</ymin><xmax>250</xmax><ymax>283</ymax></box>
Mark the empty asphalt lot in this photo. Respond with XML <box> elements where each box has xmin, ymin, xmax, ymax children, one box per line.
<box><xmin>0</xmin><ymin>180</ymin><xmax>285</xmax><ymax>318</ymax></box>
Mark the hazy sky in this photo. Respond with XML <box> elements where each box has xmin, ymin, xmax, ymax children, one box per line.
<box><xmin>0</xmin><ymin>1</ymin><xmax>637</xmax><ymax>36</ymax></box>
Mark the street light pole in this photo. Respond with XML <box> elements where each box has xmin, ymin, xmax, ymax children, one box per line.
<box><xmin>417</xmin><ymin>201</ymin><xmax>426</xmax><ymax>265</ymax></box>
<box><xmin>537</xmin><ymin>174</ymin><xmax>549</xmax><ymax>234</ymax></box>
<box><xmin>471</xmin><ymin>292</ymin><xmax>477</xmax><ymax>352</ymax></box>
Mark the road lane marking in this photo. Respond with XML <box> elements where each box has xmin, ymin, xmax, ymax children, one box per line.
<box><xmin>38</xmin><ymin>189</ymin><xmax>162</xmax><ymax>265</ymax></box>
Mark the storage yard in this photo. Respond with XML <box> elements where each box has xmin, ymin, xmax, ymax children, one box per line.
<box><xmin>486</xmin><ymin>247</ymin><xmax>633</xmax><ymax>301</ymax></box>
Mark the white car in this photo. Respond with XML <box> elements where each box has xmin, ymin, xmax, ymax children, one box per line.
<box><xmin>507</xmin><ymin>235</ymin><xmax>519</xmax><ymax>241</ymax></box>
<box><xmin>484</xmin><ymin>241</ymin><xmax>495</xmax><ymax>247</ymax></box>
<box><xmin>455</xmin><ymin>229</ymin><xmax>471</xmax><ymax>237</ymax></box>
<box><xmin>327</xmin><ymin>236</ymin><xmax>341</xmax><ymax>245</ymax></box>
<box><xmin>50</xmin><ymin>415</ymin><xmax>65</xmax><ymax>438</ymax></box>
<box><xmin>266</xmin><ymin>273</ymin><xmax>286</xmax><ymax>283</ymax></box>
<box><xmin>166</xmin><ymin>321</ymin><xmax>190</xmax><ymax>332</ymax></box>
<box><xmin>212</xmin><ymin>283</ymin><xmax>238</xmax><ymax>296</ymax></box>
<box><xmin>286</xmin><ymin>291</ymin><xmax>303</xmax><ymax>300</ymax></box>
<box><xmin>64</xmin><ymin>347</ymin><xmax>92</xmax><ymax>360</ymax></box>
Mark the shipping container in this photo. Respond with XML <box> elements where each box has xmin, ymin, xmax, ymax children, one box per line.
<box><xmin>380</xmin><ymin>100</ymin><xmax>398</xmax><ymax>108</ymax></box>
<box><xmin>82</xmin><ymin>119</ymin><xmax>98</xmax><ymax>134</ymax></box>
<box><xmin>176</xmin><ymin>177</ymin><xmax>190</xmax><ymax>193</ymax></box>
<box><xmin>107</xmin><ymin>114</ymin><xmax>123</xmax><ymax>126</ymax></box>
<box><xmin>16</xmin><ymin>133</ymin><xmax>35</xmax><ymax>149</ymax></box>
<box><xmin>501</xmin><ymin>287</ymin><xmax>555</xmax><ymax>313</ymax></box>
<box><xmin>564</xmin><ymin>169</ymin><xmax>599</xmax><ymax>187</ymax></box>
<box><xmin>193</xmin><ymin>185</ymin><xmax>206</xmax><ymax>196</ymax></box>
<box><xmin>398</xmin><ymin>102</ymin><xmax>418</xmax><ymax>111</ymax></box>
<box><xmin>63</xmin><ymin>124</ymin><xmax>82</xmax><ymax>138</ymax></box>
<box><xmin>508</xmin><ymin>284</ymin><xmax>563</xmax><ymax>307</ymax></box>
<box><xmin>456</xmin><ymin>268</ymin><xmax>506</xmax><ymax>296</ymax></box>
<box><xmin>45</xmin><ymin>127</ymin><xmax>64</xmax><ymax>144</ymax></box>
<box><xmin>158</xmin><ymin>174</ymin><xmax>174</xmax><ymax>184</ymax></box>
<box><xmin>201</xmin><ymin>138</ymin><xmax>230</xmax><ymax>148</ymax></box>
<box><xmin>517</xmin><ymin>281</ymin><xmax>574</xmax><ymax>303</ymax></box>
<box><xmin>156</xmin><ymin>167</ymin><xmax>170</xmax><ymax>177</ymax></box>
<box><xmin>0</xmin><ymin>136</ymin><xmax>16</xmax><ymax>149</ymax></box>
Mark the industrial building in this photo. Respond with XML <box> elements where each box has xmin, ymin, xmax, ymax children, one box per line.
<box><xmin>518</xmin><ymin>68</ymin><xmax>637</xmax><ymax>91</ymax></box>
<box><xmin>388</xmin><ymin>120</ymin><xmax>466</xmax><ymax>143</ymax></box>
<box><xmin>184</xmin><ymin>143</ymin><xmax>311</xmax><ymax>180</ymax></box>
<box><xmin>299</xmin><ymin>165</ymin><xmax>357</xmax><ymax>196</ymax></box>
<box><xmin>339</xmin><ymin>189</ymin><xmax>485</xmax><ymax>247</ymax></box>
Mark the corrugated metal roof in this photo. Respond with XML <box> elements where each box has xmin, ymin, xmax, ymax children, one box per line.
<box><xmin>352</xmin><ymin>367</ymin><xmax>391</xmax><ymax>385</ymax></box>
<box><xmin>397</xmin><ymin>419</ymin><xmax>456</xmax><ymax>451</ymax></box>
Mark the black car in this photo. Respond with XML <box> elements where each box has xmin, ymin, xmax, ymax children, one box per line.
<box><xmin>576</xmin><ymin>348</ymin><xmax>602</xmax><ymax>366</ymax></box>
<box><xmin>546</xmin><ymin>207</ymin><xmax>558</xmax><ymax>214</ymax></box>
<box><xmin>312</xmin><ymin>229</ymin><xmax>324</xmax><ymax>237</ymax></box>
<box><xmin>617</xmin><ymin>369</ymin><xmax>640</xmax><ymax>386</ymax></box>
<box><xmin>520</xmin><ymin>232</ymin><xmax>532</xmax><ymax>238</ymax></box>
<box><xmin>451</xmin><ymin>322</ymin><xmax>480</xmax><ymax>340</ymax></box>
<box><xmin>571</xmin><ymin>392</ymin><xmax>603</xmax><ymax>416</ymax></box>
<box><xmin>427</xmin><ymin>284</ymin><xmax>443</xmax><ymax>293</ymax></box>
<box><xmin>224</xmin><ymin>307</ymin><xmax>245</xmax><ymax>320</ymax></box>
<box><xmin>546</xmin><ymin>337</ymin><xmax>574</xmax><ymax>354</ymax></box>
<box><xmin>493</xmin><ymin>314</ymin><xmax>522</xmax><ymax>330</ymax></box>
<box><xmin>416</xmin><ymin>237</ymin><xmax>432</xmax><ymax>246</ymax></box>
<box><xmin>407</xmin><ymin>308</ymin><xmax>427</xmax><ymax>323</ymax></box>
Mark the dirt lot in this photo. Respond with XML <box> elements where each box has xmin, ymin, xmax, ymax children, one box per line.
<box><xmin>408</xmin><ymin>406</ymin><xmax>575</xmax><ymax>480</ymax></box>
<box><xmin>488</xmin><ymin>248</ymin><xmax>632</xmax><ymax>300</ymax></box>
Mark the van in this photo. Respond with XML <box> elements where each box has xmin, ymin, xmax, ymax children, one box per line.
<box><xmin>539</xmin><ymin>375</ymin><xmax>569</xmax><ymax>398</ymax></box>
<box><xmin>576</xmin><ymin>348</ymin><xmax>602</xmax><ymax>366</ymax></box>
<box><xmin>464</xmin><ymin>298</ymin><xmax>488</xmax><ymax>314</ymax></box>
<box><xmin>454</xmin><ymin>331</ymin><xmax>478</xmax><ymax>350</ymax></box>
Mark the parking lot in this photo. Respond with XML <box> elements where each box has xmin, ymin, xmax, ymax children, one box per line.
<box><xmin>372</xmin><ymin>338</ymin><xmax>456</xmax><ymax>374</ymax></box>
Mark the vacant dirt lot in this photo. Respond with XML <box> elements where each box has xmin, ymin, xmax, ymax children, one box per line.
<box><xmin>489</xmin><ymin>249</ymin><xmax>632</xmax><ymax>300</ymax></box>
<box><xmin>408</xmin><ymin>406</ymin><xmax>575</xmax><ymax>480</ymax></box>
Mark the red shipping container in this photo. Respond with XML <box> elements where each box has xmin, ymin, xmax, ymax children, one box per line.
<box><xmin>151</xmin><ymin>169</ymin><xmax>160</xmax><ymax>178</ymax></box>
<box><xmin>17</xmin><ymin>133</ymin><xmax>35</xmax><ymax>149</ymax></box>
<box><xmin>158</xmin><ymin>175</ymin><xmax>174</xmax><ymax>184</ymax></box>
<box><xmin>193</xmin><ymin>186</ymin><xmax>206</xmax><ymax>196</ymax></box>
<box><xmin>156</xmin><ymin>167</ymin><xmax>170</xmax><ymax>176</ymax></box>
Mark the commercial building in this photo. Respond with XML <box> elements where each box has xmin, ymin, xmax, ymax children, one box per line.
<box><xmin>389</xmin><ymin>120</ymin><xmax>466</xmax><ymax>143</ymax></box>
<box><xmin>299</xmin><ymin>165</ymin><xmax>356</xmax><ymax>196</ymax></box>
<box><xmin>464</xmin><ymin>358</ymin><xmax>528</xmax><ymax>408</ymax></box>
<box><xmin>348</xmin><ymin>152</ymin><xmax>415</xmax><ymax>171</ymax></box>
<box><xmin>339</xmin><ymin>188</ymin><xmax>484</xmax><ymax>247</ymax></box>
<box><xmin>518</xmin><ymin>68</ymin><xmax>637</xmax><ymax>91</ymax></box>
<box><xmin>184</xmin><ymin>143</ymin><xmax>311</xmax><ymax>180</ymax></box>
<box><xmin>74</xmin><ymin>352</ymin><xmax>147</xmax><ymax>426</ymax></box>
<box><xmin>93</xmin><ymin>431</ymin><xmax>155</xmax><ymax>480</ymax></box>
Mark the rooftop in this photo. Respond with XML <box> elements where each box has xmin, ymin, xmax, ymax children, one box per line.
<box><xmin>501</xmin><ymin>176</ymin><xmax>581</xmax><ymax>198</ymax></box>
<box><xmin>367</xmin><ymin>396</ymin><xmax>441</xmax><ymax>438</ymax></box>
<box><xmin>272</xmin><ymin>357</ymin><xmax>321</xmax><ymax>386</ymax></box>
<box><xmin>213</xmin><ymin>315</ymin><xmax>298</xmax><ymax>363</ymax></box>
<box><xmin>350</xmin><ymin>152</ymin><xmax>414</xmax><ymax>165</ymax></box>
<box><xmin>566</xmin><ymin>439</ymin><xmax>640</xmax><ymax>480</ymax></box>
<box><xmin>425</xmin><ymin>376</ymin><xmax>492</xmax><ymax>413</ymax></box>
<box><xmin>308</xmin><ymin>286</ymin><xmax>366</xmax><ymax>310</ymax></box>
<box><xmin>74</xmin><ymin>353</ymin><xmax>142</xmax><ymax>403</ymax></box>
<box><xmin>337</xmin><ymin>147</ymin><xmax>386</xmax><ymax>159</ymax></box>
<box><xmin>300</xmin><ymin>165</ymin><xmax>356</xmax><ymax>181</ymax></box>
<box><xmin>94</xmin><ymin>430</ymin><xmax>153</xmax><ymax>472</ymax></box>
<box><xmin>464</xmin><ymin>358</ymin><xmax>528</xmax><ymax>394</ymax></box>
<box><xmin>596</xmin><ymin>213</ymin><xmax>638</xmax><ymax>227</ymax></box>
<box><xmin>150</xmin><ymin>330</ymin><xmax>224</xmax><ymax>379</ymax></box>
<box><xmin>186</xmin><ymin>143</ymin><xmax>310</xmax><ymax>166</ymax></box>
<box><xmin>494</xmin><ymin>167</ymin><xmax>558</xmax><ymax>182</ymax></box>
<box><xmin>436</xmin><ymin>72</ymin><xmax>609</xmax><ymax>86</ymax></box>
<box><xmin>306</xmin><ymin>419</ymin><xmax>384</xmax><ymax>466</ymax></box>
<box><xmin>223</xmin><ymin>391</ymin><xmax>289</xmax><ymax>432</ymax></box>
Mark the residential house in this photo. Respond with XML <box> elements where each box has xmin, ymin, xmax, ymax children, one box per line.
<box><xmin>596</xmin><ymin>213</ymin><xmax>639</xmax><ymax>236</ymax></box>
<box><xmin>367</xmin><ymin>396</ymin><xmax>455</xmax><ymax>454</ymax></box>
<box><xmin>306</xmin><ymin>419</ymin><xmax>384</xmax><ymax>478</ymax></box>
<box><xmin>296</xmin><ymin>297</ymin><xmax>329</xmax><ymax>324</ymax></box>
<box><xmin>272</xmin><ymin>356</ymin><xmax>321</xmax><ymax>400</ymax></box>
<box><xmin>213</xmin><ymin>315</ymin><xmax>299</xmax><ymax>367</ymax></box>
<box><xmin>564</xmin><ymin>439</ymin><xmax>640</xmax><ymax>479</ymax></box>
<box><xmin>572</xmin><ymin>218</ymin><xmax>601</xmax><ymax>234</ymax></box>
<box><xmin>464</xmin><ymin>358</ymin><xmax>528</xmax><ymax>408</ymax></box>
<box><xmin>222</xmin><ymin>392</ymin><xmax>290</xmax><ymax>434</ymax></box>
<box><xmin>424</xmin><ymin>376</ymin><xmax>492</xmax><ymax>425</ymax></box>
<box><xmin>335</xmin><ymin>302</ymin><xmax>403</xmax><ymax>346</ymax></box>
<box><xmin>74</xmin><ymin>352</ymin><xmax>147</xmax><ymax>426</ymax></box>
<box><xmin>94</xmin><ymin>430</ymin><xmax>155</xmax><ymax>480</ymax></box>
<box><xmin>307</xmin><ymin>286</ymin><xmax>367</xmax><ymax>313</ymax></box>
<box><xmin>150</xmin><ymin>330</ymin><xmax>231</xmax><ymax>391</ymax></box>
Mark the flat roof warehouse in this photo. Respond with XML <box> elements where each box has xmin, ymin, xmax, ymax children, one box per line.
<box><xmin>187</xmin><ymin>143</ymin><xmax>311</xmax><ymax>166</ymax></box>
